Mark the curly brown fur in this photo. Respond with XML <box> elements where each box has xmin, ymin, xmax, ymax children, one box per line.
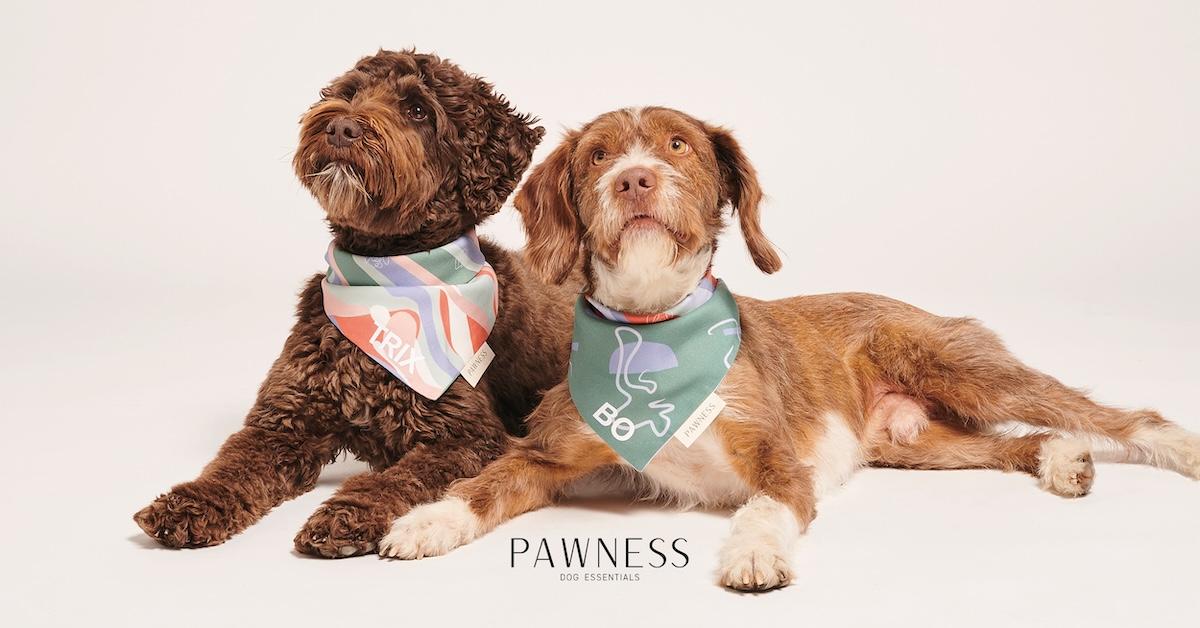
<box><xmin>134</xmin><ymin>50</ymin><xmax>576</xmax><ymax>557</ymax></box>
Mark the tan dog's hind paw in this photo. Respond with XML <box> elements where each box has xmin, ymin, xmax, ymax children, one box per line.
<box><xmin>718</xmin><ymin>537</ymin><xmax>794</xmax><ymax>592</ymax></box>
<box><xmin>378</xmin><ymin>497</ymin><xmax>480</xmax><ymax>559</ymax></box>
<box><xmin>1038</xmin><ymin>438</ymin><xmax>1096</xmax><ymax>497</ymax></box>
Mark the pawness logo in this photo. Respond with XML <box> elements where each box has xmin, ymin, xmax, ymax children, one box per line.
<box><xmin>510</xmin><ymin>536</ymin><xmax>690</xmax><ymax>583</ymax></box>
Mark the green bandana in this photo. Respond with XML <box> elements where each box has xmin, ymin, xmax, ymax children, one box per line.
<box><xmin>568</xmin><ymin>281</ymin><xmax>741</xmax><ymax>470</ymax></box>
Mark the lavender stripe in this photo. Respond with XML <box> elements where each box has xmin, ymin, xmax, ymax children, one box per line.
<box><xmin>381</xmin><ymin>287</ymin><xmax>458</xmax><ymax>375</ymax></box>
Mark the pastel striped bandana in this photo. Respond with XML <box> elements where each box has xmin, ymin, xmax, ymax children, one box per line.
<box><xmin>322</xmin><ymin>230</ymin><xmax>498</xmax><ymax>400</ymax></box>
<box><xmin>570</xmin><ymin>274</ymin><xmax>740</xmax><ymax>470</ymax></box>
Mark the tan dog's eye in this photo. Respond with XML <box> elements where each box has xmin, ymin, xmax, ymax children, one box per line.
<box><xmin>409</xmin><ymin>104</ymin><xmax>427</xmax><ymax>121</ymax></box>
<box><xmin>669</xmin><ymin>137</ymin><xmax>689</xmax><ymax>155</ymax></box>
<box><xmin>591</xmin><ymin>149</ymin><xmax>607</xmax><ymax>165</ymax></box>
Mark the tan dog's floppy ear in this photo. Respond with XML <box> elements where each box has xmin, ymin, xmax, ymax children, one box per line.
<box><xmin>708</xmin><ymin>127</ymin><xmax>782</xmax><ymax>274</ymax></box>
<box><xmin>514</xmin><ymin>131</ymin><xmax>582</xmax><ymax>284</ymax></box>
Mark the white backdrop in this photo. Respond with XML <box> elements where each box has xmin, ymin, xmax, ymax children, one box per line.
<box><xmin>1</xmin><ymin>1</ymin><xmax>1197</xmax><ymax>626</ymax></box>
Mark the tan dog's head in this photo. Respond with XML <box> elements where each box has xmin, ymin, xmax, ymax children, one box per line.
<box><xmin>515</xmin><ymin>107</ymin><xmax>779</xmax><ymax>313</ymax></box>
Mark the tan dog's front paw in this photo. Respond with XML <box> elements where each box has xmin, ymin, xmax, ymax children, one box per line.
<box><xmin>1038</xmin><ymin>438</ymin><xmax>1095</xmax><ymax>497</ymax></box>
<box><xmin>718</xmin><ymin>537</ymin><xmax>794</xmax><ymax>592</ymax></box>
<box><xmin>378</xmin><ymin>497</ymin><xmax>480</xmax><ymax>559</ymax></box>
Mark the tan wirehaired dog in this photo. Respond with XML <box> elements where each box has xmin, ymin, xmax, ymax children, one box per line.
<box><xmin>378</xmin><ymin>106</ymin><xmax>1200</xmax><ymax>590</ymax></box>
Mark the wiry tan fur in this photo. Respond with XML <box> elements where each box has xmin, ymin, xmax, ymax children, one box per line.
<box><xmin>379</xmin><ymin>106</ymin><xmax>1200</xmax><ymax>591</ymax></box>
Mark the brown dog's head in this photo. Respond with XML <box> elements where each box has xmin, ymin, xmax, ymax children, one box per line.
<box><xmin>514</xmin><ymin>107</ymin><xmax>779</xmax><ymax>313</ymax></box>
<box><xmin>294</xmin><ymin>50</ymin><xmax>544</xmax><ymax>250</ymax></box>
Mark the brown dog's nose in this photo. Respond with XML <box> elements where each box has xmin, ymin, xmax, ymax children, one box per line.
<box><xmin>614</xmin><ymin>167</ymin><xmax>657</xmax><ymax>199</ymax></box>
<box><xmin>325</xmin><ymin>117</ymin><xmax>363</xmax><ymax>147</ymax></box>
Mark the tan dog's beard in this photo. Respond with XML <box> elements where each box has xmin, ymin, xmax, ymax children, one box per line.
<box><xmin>591</xmin><ymin>228</ymin><xmax>713</xmax><ymax>314</ymax></box>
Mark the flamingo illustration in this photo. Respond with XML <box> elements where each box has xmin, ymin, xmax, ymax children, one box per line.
<box><xmin>592</xmin><ymin>327</ymin><xmax>680</xmax><ymax>442</ymax></box>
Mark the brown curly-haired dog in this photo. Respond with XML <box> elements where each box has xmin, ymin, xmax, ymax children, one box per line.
<box><xmin>133</xmin><ymin>50</ymin><xmax>576</xmax><ymax>557</ymax></box>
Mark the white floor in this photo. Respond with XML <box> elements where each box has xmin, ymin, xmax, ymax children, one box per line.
<box><xmin>4</xmin><ymin>3</ymin><xmax>1199</xmax><ymax>625</ymax></box>
<box><xmin>3</xmin><ymin>282</ymin><xmax>1198</xmax><ymax>628</ymax></box>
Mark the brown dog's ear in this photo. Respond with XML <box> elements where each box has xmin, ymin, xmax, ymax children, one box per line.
<box><xmin>417</xmin><ymin>55</ymin><xmax>545</xmax><ymax>223</ymax></box>
<box><xmin>514</xmin><ymin>131</ymin><xmax>581</xmax><ymax>284</ymax></box>
<box><xmin>458</xmin><ymin>82</ymin><xmax>545</xmax><ymax>222</ymax></box>
<box><xmin>708</xmin><ymin>126</ymin><xmax>782</xmax><ymax>274</ymax></box>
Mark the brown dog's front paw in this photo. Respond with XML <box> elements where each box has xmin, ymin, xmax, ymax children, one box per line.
<box><xmin>133</xmin><ymin>484</ymin><xmax>240</xmax><ymax>548</ymax></box>
<box><xmin>294</xmin><ymin>504</ymin><xmax>390</xmax><ymax>558</ymax></box>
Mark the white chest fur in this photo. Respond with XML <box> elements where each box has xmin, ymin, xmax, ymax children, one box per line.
<box><xmin>639</xmin><ymin>428</ymin><xmax>752</xmax><ymax>508</ymax></box>
<box><xmin>805</xmin><ymin>411</ymin><xmax>863</xmax><ymax>497</ymax></box>
<box><xmin>632</xmin><ymin>410</ymin><xmax>863</xmax><ymax>507</ymax></box>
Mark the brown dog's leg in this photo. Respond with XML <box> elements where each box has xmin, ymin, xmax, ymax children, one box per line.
<box><xmin>294</xmin><ymin>433</ymin><xmax>508</xmax><ymax>558</ymax></box>
<box><xmin>863</xmin><ymin>315</ymin><xmax>1200</xmax><ymax>479</ymax></box>
<box><xmin>135</xmin><ymin>293</ymin><xmax>342</xmax><ymax>548</ymax></box>
<box><xmin>134</xmin><ymin>425</ymin><xmax>338</xmax><ymax>548</ymax></box>
<box><xmin>377</xmin><ymin>388</ymin><xmax>617</xmax><ymax>559</ymax></box>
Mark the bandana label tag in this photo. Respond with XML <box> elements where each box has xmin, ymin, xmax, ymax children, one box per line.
<box><xmin>460</xmin><ymin>342</ymin><xmax>495</xmax><ymax>387</ymax></box>
<box><xmin>674</xmin><ymin>392</ymin><xmax>726</xmax><ymax>448</ymax></box>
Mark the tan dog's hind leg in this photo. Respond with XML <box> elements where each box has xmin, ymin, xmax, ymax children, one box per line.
<box><xmin>861</xmin><ymin>315</ymin><xmax>1200</xmax><ymax>479</ymax></box>
<box><xmin>872</xmin><ymin>419</ymin><xmax>1094</xmax><ymax>497</ymax></box>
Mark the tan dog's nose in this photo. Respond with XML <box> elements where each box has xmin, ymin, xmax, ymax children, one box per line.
<box><xmin>614</xmin><ymin>167</ymin><xmax>657</xmax><ymax>199</ymax></box>
<box><xmin>325</xmin><ymin>117</ymin><xmax>363</xmax><ymax>147</ymax></box>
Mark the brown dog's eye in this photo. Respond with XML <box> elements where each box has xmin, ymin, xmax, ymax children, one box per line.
<box><xmin>669</xmin><ymin>138</ymin><xmax>690</xmax><ymax>155</ymax></box>
<box><xmin>409</xmin><ymin>104</ymin><xmax>428</xmax><ymax>121</ymax></box>
<box><xmin>591</xmin><ymin>149</ymin><xmax>607</xmax><ymax>165</ymax></box>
